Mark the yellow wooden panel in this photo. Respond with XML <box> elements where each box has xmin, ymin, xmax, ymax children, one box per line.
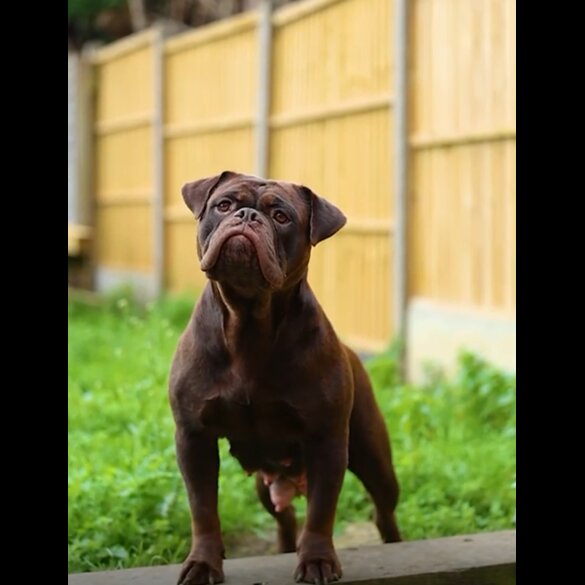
<box><xmin>164</xmin><ymin>128</ymin><xmax>255</xmax><ymax>208</ymax></box>
<box><xmin>95</xmin><ymin>204</ymin><xmax>153</xmax><ymax>270</ymax></box>
<box><xmin>506</xmin><ymin>0</ymin><xmax>516</xmax><ymax>129</ymax></box>
<box><xmin>95</xmin><ymin>127</ymin><xmax>153</xmax><ymax>200</ymax></box>
<box><xmin>85</xmin><ymin>0</ymin><xmax>517</xmax><ymax>349</ymax></box>
<box><xmin>309</xmin><ymin>232</ymin><xmax>392</xmax><ymax>350</ymax></box>
<box><xmin>409</xmin><ymin>0</ymin><xmax>427</xmax><ymax>135</ymax></box>
<box><xmin>430</xmin><ymin>0</ymin><xmax>455</xmax><ymax>136</ymax></box>
<box><xmin>163</xmin><ymin>126</ymin><xmax>255</xmax><ymax>293</ymax></box>
<box><xmin>407</xmin><ymin>152</ymin><xmax>423</xmax><ymax>298</ymax></box>
<box><xmin>270</xmin><ymin>104</ymin><xmax>393</xmax><ymax>347</ymax></box>
<box><xmin>458</xmin><ymin>144</ymin><xmax>475</xmax><ymax>305</ymax></box>
<box><xmin>409</xmin><ymin>0</ymin><xmax>515</xmax><ymax>313</ymax></box>
<box><xmin>165</xmin><ymin>222</ymin><xmax>208</xmax><ymax>293</ymax></box>
<box><xmin>490</xmin><ymin>141</ymin><xmax>505</xmax><ymax>309</ymax></box>
<box><xmin>412</xmin><ymin>0</ymin><xmax>514</xmax><ymax>136</ymax></box>
<box><xmin>271</xmin><ymin>0</ymin><xmax>392</xmax><ymax>116</ymax></box>
<box><xmin>474</xmin><ymin>143</ymin><xmax>490</xmax><ymax>308</ymax></box>
<box><xmin>455</xmin><ymin>0</ymin><xmax>472</xmax><ymax>134</ymax></box>
<box><xmin>409</xmin><ymin>139</ymin><xmax>515</xmax><ymax>311</ymax></box>
<box><xmin>90</xmin><ymin>29</ymin><xmax>155</xmax><ymax>64</ymax></box>
<box><xmin>96</xmin><ymin>46</ymin><xmax>154</xmax><ymax>123</ymax></box>
<box><xmin>165</xmin><ymin>26</ymin><xmax>257</xmax><ymax>125</ymax></box>
<box><xmin>270</xmin><ymin>109</ymin><xmax>393</xmax><ymax>221</ymax></box>
<box><xmin>504</xmin><ymin>140</ymin><xmax>515</xmax><ymax>311</ymax></box>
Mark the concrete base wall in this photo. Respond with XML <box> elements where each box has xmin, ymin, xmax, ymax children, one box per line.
<box><xmin>407</xmin><ymin>297</ymin><xmax>516</xmax><ymax>382</ymax></box>
<box><xmin>94</xmin><ymin>266</ymin><xmax>157</xmax><ymax>302</ymax></box>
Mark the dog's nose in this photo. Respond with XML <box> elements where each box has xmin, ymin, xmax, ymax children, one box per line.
<box><xmin>234</xmin><ymin>207</ymin><xmax>259</xmax><ymax>223</ymax></box>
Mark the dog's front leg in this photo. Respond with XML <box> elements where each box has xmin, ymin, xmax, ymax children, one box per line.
<box><xmin>175</xmin><ymin>428</ymin><xmax>224</xmax><ymax>585</ymax></box>
<box><xmin>295</xmin><ymin>434</ymin><xmax>348</xmax><ymax>584</ymax></box>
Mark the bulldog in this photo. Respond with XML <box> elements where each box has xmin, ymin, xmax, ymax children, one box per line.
<box><xmin>169</xmin><ymin>171</ymin><xmax>401</xmax><ymax>585</ymax></box>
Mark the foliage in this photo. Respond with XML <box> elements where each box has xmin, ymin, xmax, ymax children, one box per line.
<box><xmin>68</xmin><ymin>290</ymin><xmax>516</xmax><ymax>572</ymax></box>
<box><xmin>68</xmin><ymin>0</ymin><xmax>125</xmax><ymax>20</ymax></box>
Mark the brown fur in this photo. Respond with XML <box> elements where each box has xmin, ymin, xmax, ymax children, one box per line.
<box><xmin>169</xmin><ymin>171</ymin><xmax>400</xmax><ymax>585</ymax></box>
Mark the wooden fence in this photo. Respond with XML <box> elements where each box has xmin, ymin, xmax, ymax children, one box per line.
<box><xmin>80</xmin><ymin>0</ymin><xmax>516</xmax><ymax>367</ymax></box>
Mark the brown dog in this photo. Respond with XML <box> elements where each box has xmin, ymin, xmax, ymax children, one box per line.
<box><xmin>169</xmin><ymin>171</ymin><xmax>401</xmax><ymax>585</ymax></box>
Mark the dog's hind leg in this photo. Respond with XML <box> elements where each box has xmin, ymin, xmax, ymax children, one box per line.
<box><xmin>255</xmin><ymin>472</ymin><xmax>298</xmax><ymax>552</ymax></box>
<box><xmin>346</xmin><ymin>349</ymin><xmax>402</xmax><ymax>543</ymax></box>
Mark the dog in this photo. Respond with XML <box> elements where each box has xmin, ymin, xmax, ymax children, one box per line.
<box><xmin>169</xmin><ymin>171</ymin><xmax>401</xmax><ymax>585</ymax></box>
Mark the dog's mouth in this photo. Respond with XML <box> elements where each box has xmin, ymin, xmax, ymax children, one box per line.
<box><xmin>200</xmin><ymin>223</ymin><xmax>285</xmax><ymax>289</ymax></box>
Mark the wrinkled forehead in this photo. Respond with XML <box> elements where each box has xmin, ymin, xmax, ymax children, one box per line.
<box><xmin>209</xmin><ymin>176</ymin><xmax>309</xmax><ymax>220</ymax></box>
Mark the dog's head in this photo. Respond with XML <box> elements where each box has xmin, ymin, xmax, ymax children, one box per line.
<box><xmin>182</xmin><ymin>171</ymin><xmax>346</xmax><ymax>294</ymax></box>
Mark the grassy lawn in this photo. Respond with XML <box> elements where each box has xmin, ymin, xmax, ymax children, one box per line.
<box><xmin>68</xmin><ymin>291</ymin><xmax>516</xmax><ymax>573</ymax></box>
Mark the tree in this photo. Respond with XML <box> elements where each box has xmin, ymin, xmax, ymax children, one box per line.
<box><xmin>68</xmin><ymin>0</ymin><xmax>300</xmax><ymax>51</ymax></box>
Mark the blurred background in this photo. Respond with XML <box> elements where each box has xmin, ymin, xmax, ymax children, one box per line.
<box><xmin>68</xmin><ymin>0</ymin><xmax>516</xmax><ymax>575</ymax></box>
<box><xmin>68</xmin><ymin>0</ymin><xmax>515</xmax><ymax>378</ymax></box>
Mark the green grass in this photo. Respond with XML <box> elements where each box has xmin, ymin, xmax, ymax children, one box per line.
<box><xmin>68</xmin><ymin>290</ymin><xmax>516</xmax><ymax>573</ymax></box>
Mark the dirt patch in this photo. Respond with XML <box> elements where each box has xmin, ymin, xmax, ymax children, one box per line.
<box><xmin>226</xmin><ymin>522</ymin><xmax>380</xmax><ymax>559</ymax></box>
<box><xmin>225</xmin><ymin>531</ymin><xmax>277</xmax><ymax>558</ymax></box>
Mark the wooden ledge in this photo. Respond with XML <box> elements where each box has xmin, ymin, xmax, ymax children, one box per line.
<box><xmin>68</xmin><ymin>530</ymin><xmax>515</xmax><ymax>585</ymax></box>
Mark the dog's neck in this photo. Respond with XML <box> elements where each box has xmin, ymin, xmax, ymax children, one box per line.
<box><xmin>210</xmin><ymin>278</ymin><xmax>306</xmax><ymax>354</ymax></box>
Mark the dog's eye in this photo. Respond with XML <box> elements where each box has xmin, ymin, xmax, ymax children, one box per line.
<box><xmin>216</xmin><ymin>200</ymin><xmax>231</xmax><ymax>212</ymax></box>
<box><xmin>273</xmin><ymin>211</ymin><xmax>290</xmax><ymax>224</ymax></box>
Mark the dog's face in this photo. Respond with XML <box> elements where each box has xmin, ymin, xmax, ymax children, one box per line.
<box><xmin>182</xmin><ymin>171</ymin><xmax>347</xmax><ymax>294</ymax></box>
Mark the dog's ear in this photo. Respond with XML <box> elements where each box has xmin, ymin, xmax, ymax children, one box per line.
<box><xmin>182</xmin><ymin>171</ymin><xmax>239</xmax><ymax>218</ymax></box>
<box><xmin>300</xmin><ymin>186</ymin><xmax>347</xmax><ymax>246</ymax></box>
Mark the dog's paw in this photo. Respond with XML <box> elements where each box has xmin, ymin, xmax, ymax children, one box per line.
<box><xmin>178</xmin><ymin>558</ymin><xmax>224</xmax><ymax>585</ymax></box>
<box><xmin>294</xmin><ymin>533</ymin><xmax>342</xmax><ymax>585</ymax></box>
<box><xmin>293</xmin><ymin>557</ymin><xmax>342</xmax><ymax>584</ymax></box>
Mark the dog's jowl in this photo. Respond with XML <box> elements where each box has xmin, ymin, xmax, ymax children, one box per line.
<box><xmin>169</xmin><ymin>171</ymin><xmax>401</xmax><ymax>585</ymax></box>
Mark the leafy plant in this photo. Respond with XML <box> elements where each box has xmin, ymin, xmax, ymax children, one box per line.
<box><xmin>68</xmin><ymin>291</ymin><xmax>516</xmax><ymax>572</ymax></box>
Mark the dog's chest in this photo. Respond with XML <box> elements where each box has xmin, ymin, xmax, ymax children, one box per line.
<box><xmin>198</xmin><ymin>387</ymin><xmax>304</xmax><ymax>440</ymax></box>
<box><xmin>197</xmin><ymin>348</ymin><xmax>304</xmax><ymax>434</ymax></box>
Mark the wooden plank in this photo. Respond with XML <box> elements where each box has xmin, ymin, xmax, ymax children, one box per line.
<box><xmin>490</xmin><ymin>141</ymin><xmax>505</xmax><ymax>308</ymax></box>
<box><xmin>164</xmin><ymin>12</ymin><xmax>257</xmax><ymax>54</ymax></box>
<box><xmin>470</xmin><ymin>144</ymin><xmax>484</xmax><ymax>306</ymax></box>
<box><xmin>90</xmin><ymin>29</ymin><xmax>156</xmax><ymax>64</ymax></box>
<box><xmin>164</xmin><ymin>222</ymin><xmax>207</xmax><ymax>293</ymax></box>
<box><xmin>504</xmin><ymin>140</ymin><xmax>516</xmax><ymax>311</ymax></box>
<box><xmin>95</xmin><ymin>205</ymin><xmax>153</xmax><ymax>270</ymax></box>
<box><xmin>271</xmin><ymin>0</ymin><xmax>391</xmax><ymax>117</ymax></box>
<box><xmin>446</xmin><ymin>141</ymin><xmax>459</xmax><ymax>302</ymax></box>
<box><xmin>165</xmin><ymin>205</ymin><xmax>192</xmax><ymax>222</ymax></box>
<box><xmin>507</xmin><ymin>0</ymin><xmax>516</xmax><ymax>128</ymax></box>
<box><xmin>345</xmin><ymin>218</ymin><xmax>394</xmax><ymax>235</ymax></box>
<box><xmin>456</xmin><ymin>0</ymin><xmax>470</xmax><ymax>133</ymax></box>
<box><xmin>164</xmin><ymin>116</ymin><xmax>254</xmax><ymax>138</ymax></box>
<box><xmin>273</xmin><ymin>0</ymin><xmax>346</xmax><ymax>27</ymax></box>
<box><xmin>96</xmin><ymin>190</ymin><xmax>152</xmax><ymax>206</ymax></box>
<box><xmin>95</xmin><ymin>127</ymin><xmax>153</xmax><ymax>200</ymax></box>
<box><xmin>95</xmin><ymin>112</ymin><xmax>153</xmax><ymax>135</ymax></box>
<box><xmin>270</xmin><ymin>95</ymin><xmax>392</xmax><ymax>129</ymax></box>
<box><xmin>459</xmin><ymin>145</ymin><xmax>474</xmax><ymax>305</ymax></box>
<box><xmin>69</xmin><ymin>532</ymin><xmax>516</xmax><ymax>585</ymax></box>
<box><xmin>410</xmin><ymin>128</ymin><xmax>516</xmax><ymax>149</ymax></box>
<box><xmin>163</xmin><ymin>127</ymin><xmax>255</xmax><ymax>209</ymax></box>
<box><xmin>164</xmin><ymin>29</ymin><xmax>257</xmax><ymax>125</ymax></box>
<box><xmin>95</xmin><ymin>45</ymin><xmax>154</xmax><ymax>123</ymax></box>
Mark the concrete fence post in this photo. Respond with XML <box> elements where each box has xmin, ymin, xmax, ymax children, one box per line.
<box><xmin>256</xmin><ymin>0</ymin><xmax>273</xmax><ymax>178</ymax></box>
<box><xmin>153</xmin><ymin>26</ymin><xmax>165</xmax><ymax>298</ymax></box>
<box><xmin>394</xmin><ymin>0</ymin><xmax>409</xmax><ymax>378</ymax></box>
